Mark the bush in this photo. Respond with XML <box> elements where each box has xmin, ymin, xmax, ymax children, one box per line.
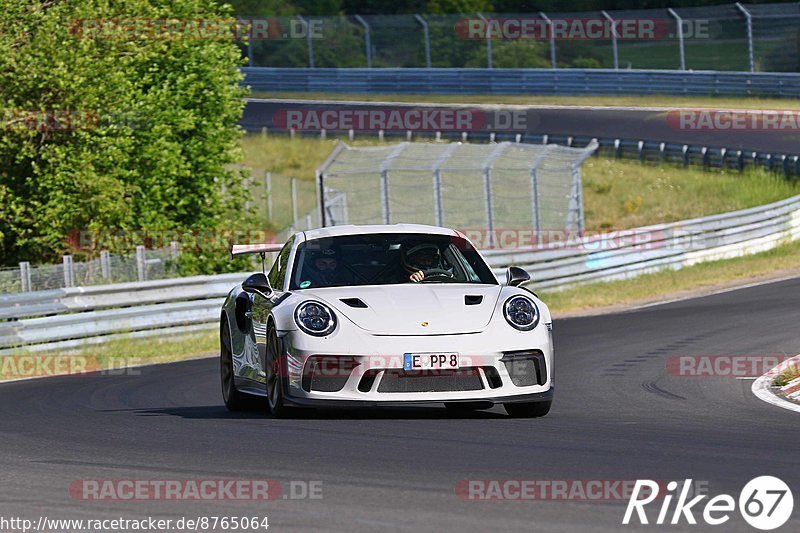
<box><xmin>0</xmin><ymin>0</ymin><xmax>252</xmax><ymax>274</ymax></box>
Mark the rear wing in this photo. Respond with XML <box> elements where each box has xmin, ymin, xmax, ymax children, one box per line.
<box><xmin>230</xmin><ymin>243</ymin><xmax>284</xmax><ymax>257</ymax></box>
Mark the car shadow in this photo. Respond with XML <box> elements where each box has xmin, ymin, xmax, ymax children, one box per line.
<box><xmin>104</xmin><ymin>404</ymin><xmax>509</xmax><ymax>420</ymax></box>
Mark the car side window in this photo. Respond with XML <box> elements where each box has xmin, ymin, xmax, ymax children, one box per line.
<box><xmin>268</xmin><ymin>241</ymin><xmax>292</xmax><ymax>290</ymax></box>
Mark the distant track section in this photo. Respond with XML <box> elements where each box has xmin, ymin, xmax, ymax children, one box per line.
<box><xmin>243</xmin><ymin>99</ymin><xmax>800</xmax><ymax>173</ymax></box>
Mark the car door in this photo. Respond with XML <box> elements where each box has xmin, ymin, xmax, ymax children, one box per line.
<box><xmin>251</xmin><ymin>239</ymin><xmax>293</xmax><ymax>382</ymax></box>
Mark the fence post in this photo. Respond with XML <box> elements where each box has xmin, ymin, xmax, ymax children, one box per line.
<box><xmin>19</xmin><ymin>261</ymin><xmax>31</xmax><ymax>292</ymax></box>
<box><xmin>136</xmin><ymin>246</ymin><xmax>146</xmax><ymax>282</ymax></box>
<box><xmin>63</xmin><ymin>255</ymin><xmax>75</xmax><ymax>288</ymax></box>
<box><xmin>266</xmin><ymin>171</ymin><xmax>273</xmax><ymax>223</ymax></box>
<box><xmin>431</xmin><ymin>143</ymin><xmax>458</xmax><ymax>226</ymax></box>
<box><xmin>100</xmin><ymin>251</ymin><xmax>111</xmax><ymax>279</ymax></box>
<box><xmin>667</xmin><ymin>8</ymin><xmax>686</xmax><ymax>70</ymax></box>
<box><xmin>601</xmin><ymin>11</ymin><xmax>619</xmax><ymax>70</ymax></box>
<box><xmin>414</xmin><ymin>14</ymin><xmax>432</xmax><ymax>68</ymax></box>
<box><xmin>297</xmin><ymin>16</ymin><xmax>315</xmax><ymax>68</ymax></box>
<box><xmin>354</xmin><ymin>15</ymin><xmax>372</xmax><ymax>68</ymax></box>
<box><xmin>539</xmin><ymin>12</ymin><xmax>557</xmax><ymax>68</ymax></box>
<box><xmin>291</xmin><ymin>177</ymin><xmax>299</xmax><ymax>230</ymax></box>
<box><xmin>571</xmin><ymin>141</ymin><xmax>598</xmax><ymax>233</ymax></box>
<box><xmin>481</xmin><ymin>143</ymin><xmax>510</xmax><ymax>247</ymax></box>
<box><xmin>529</xmin><ymin>145</ymin><xmax>555</xmax><ymax>245</ymax></box>
<box><xmin>380</xmin><ymin>169</ymin><xmax>391</xmax><ymax>224</ymax></box>
<box><xmin>736</xmin><ymin>3</ymin><xmax>755</xmax><ymax>72</ymax></box>
<box><xmin>315</xmin><ymin>141</ymin><xmax>348</xmax><ymax>228</ymax></box>
<box><xmin>378</xmin><ymin>143</ymin><xmax>409</xmax><ymax>225</ymax></box>
<box><xmin>478</xmin><ymin>13</ymin><xmax>493</xmax><ymax>69</ymax></box>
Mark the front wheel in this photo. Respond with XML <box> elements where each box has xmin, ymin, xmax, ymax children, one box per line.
<box><xmin>504</xmin><ymin>400</ymin><xmax>551</xmax><ymax>418</ymax></box>
<box><xmin>265</xmin><ymin>325</ymin><xmax>293</xmax><ymax>418</ymax></box>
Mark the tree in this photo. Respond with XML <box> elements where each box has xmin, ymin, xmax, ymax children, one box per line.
<box><xmin>0</xmin><ymin>0</ymin><xmax>251</xmax><ymax>273</ymax></box>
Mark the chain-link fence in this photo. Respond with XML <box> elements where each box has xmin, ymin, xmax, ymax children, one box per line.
<box><xmin>243</xmin><ymin>3</ymin><xmax>800</xmax><ymax>72</ymax></box>
<box><xmin>243</xmin><ymin>170</ymin><xmax>320</xmax><ymax>234</ymax></box>
<box><xmin>2</xmin><ymin>247</ymin><xmax>180</xmax><ymax>294</ymax></box>
<box><xmin>317</xmin><ymin>141</ymin><xmax>597</xmax><ymax>242</ymax></box>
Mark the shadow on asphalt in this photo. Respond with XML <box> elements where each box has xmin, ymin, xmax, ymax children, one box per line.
<box><xmin>102</xmin><ymin>405</ymin><xmax>509</xmax><ymax>420</ymax></box>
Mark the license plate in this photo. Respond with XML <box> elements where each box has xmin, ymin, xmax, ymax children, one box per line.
<box><xmin>403</xmin><ymin>352</ymin><xmax>460</xmax><ymax>371</ymax></box>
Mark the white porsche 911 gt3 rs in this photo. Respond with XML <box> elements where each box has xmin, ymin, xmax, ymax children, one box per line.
<box><xmin>220</xmin><ymin>224</ymin><xmax>553</xmax><ymax>418</ymax></box>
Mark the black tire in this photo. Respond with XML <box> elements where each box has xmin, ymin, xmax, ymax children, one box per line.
<box><xmin>221</xmin><ymin>320</ymin><xmax>247</xmax><ymax>411</ymax></box>
<box><xmin>444</xmin><ymin>401</ymin><xmax>492</xmax><ymax>412</ymax></box>
<box><xmin>504</xmin><ymin>400</ymin><xmax>552</xmax><ymax>418</ymax></box>
<box><xmin>265</xmin><ymin>324</ymin><xmax>294</xmax><ymax>418</ymax></box>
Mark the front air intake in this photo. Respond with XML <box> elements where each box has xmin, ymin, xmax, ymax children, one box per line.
<box><xmin>377</xmin><ymin>368</ymin><xmax>484</xmax><ymax>393</ymax></box>
<box><xmin>301</xmin><ymin>356</ymin><xmax>359</xmax><ymax>392</ymax></box>
<box><xmin>464</xmin><ymin>295</ymin><xmax>483</xmax><ymax>305</ymax></box>
<box><xmin>501</xmin><ymin>350</ymin><xmax>547</xmax><ymax>387</ymax></box>
<box><xmin>340</xmin><ymin>298</ymin><xmax>368</xmax><ymax>308</ymax></box>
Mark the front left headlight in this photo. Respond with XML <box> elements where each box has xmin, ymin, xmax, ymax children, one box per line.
<box><xmin>503</xmin><ymin>295</ymin><xmax>540</xmax><ymax>331</ymax></box>
<box><xmin>294</xmin><ymin>300</ymin><xmax>337</xmax><ymax>336</ymax></box>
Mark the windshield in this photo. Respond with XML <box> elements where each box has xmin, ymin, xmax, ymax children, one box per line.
<box><xmin>289</xmin><ymin>233</ymin><xmax>497</xmax><ymax>290</ymax></box>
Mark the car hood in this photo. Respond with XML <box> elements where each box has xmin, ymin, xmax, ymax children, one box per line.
<box><xmin>305</xmin><ymin>284</ymin><xmax>502</xmax><ymax>335</ymax></box>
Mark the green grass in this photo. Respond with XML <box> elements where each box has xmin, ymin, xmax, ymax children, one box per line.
<box><xmin>239</xmin><ymin>134</ymin><xmax>384</xmax><ymax>228</ymax></box>
<box><xmin>248</xmin><ymin>92</ymin><xmax>798</xmax><ymax>110</ymax></box>
<box><xmin>541</xmin><ymin>238</ymin><xmax>800</xmax><ymax>315</ymax></box>
<box><xmin>1</xmin><ymin>331</ymin><xmax>217</xmax><ymax>381</ymax></box>
<box><xmin>774</xmin><ymin>365</ymin><xmax>800</xmax><ymax>387</ymax></box>
<box><xmin>581</xmin><ymin>157</ymin><xmax>800</xmax><ymax>231</ymax></box>
<box><xmin>239</xmin><ymin>135</ymin><xmax>800</xmax><ymax>232</ymax></box>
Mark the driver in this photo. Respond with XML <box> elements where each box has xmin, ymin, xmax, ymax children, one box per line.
<box><xmin>306</xmin><ymin>248</ymin><xmax>349</xmax><ymax>286</ymax></box>
<box><xmin>401</xmin><ymin>244</ymin><xmax>452</xmax><ymax>282</ymax></box>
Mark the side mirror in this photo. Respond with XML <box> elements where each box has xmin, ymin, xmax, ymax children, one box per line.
<box><xmin>242</xmin><ymin>272</ymin><xmax>273</xmax><ymax>297</ymax></box>
<box><xmin>506</xmin><ymin>266</ymin><xmax>531</xmax><ymax>287</ymax></box>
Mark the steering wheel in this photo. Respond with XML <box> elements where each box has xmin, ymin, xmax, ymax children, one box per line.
<box><xmin>420</xmin><ymin>268</ymin><xmax>456</xmax><ymax>282</ymax></box>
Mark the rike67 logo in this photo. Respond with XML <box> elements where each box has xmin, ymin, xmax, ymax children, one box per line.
<box><xmin>623</xmin><ymin>477</ymin><xmax>793</xmax><ymax>530</ymax></box>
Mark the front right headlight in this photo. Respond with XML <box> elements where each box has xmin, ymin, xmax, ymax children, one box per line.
<box><xmin>503</xmin><ymin>295</ymin><xmax>540</xmax><ymax>331</ymax></box>
<box><xmin>294</xmin><ymin>300</ymin><xmax>337</xmax><ymax>336</ymax></box>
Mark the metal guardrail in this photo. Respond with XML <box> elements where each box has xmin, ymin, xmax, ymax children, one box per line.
<box><xmin>242</xmin><ymin>68</ymin><xmax>800</xmax><ymax>98</ymax></box>
<box><xmin>0</xmin><ymin>273</ymin><xmax>243</xmax><ymax>354</ymax></box>
<box><xmin>485</xmin><ymin>193</ymin><xmax>800</xmax><ymax>289</ymax></box>
<box><xmin>3</xmin><ymin>193</ymin><xmax>800</xmax><ymax>352</ymax></box>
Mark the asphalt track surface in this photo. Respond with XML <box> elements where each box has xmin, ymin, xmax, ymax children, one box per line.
<box><xmin>243</xmin><ymin>99</ymin><xmax>800</xmax><ymax>155</ymax></box>
<box><xmin>2</xmin><ymin>277</ymin><xmax>800</xmax><ymax>532</ymax></box>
